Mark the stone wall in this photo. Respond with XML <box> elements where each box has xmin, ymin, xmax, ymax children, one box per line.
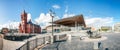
<box><xmin>0</xmin><ymin>38</ymin><xmax>3</xmax><ymax>50</ymax></box>
<box><xmin>0</xmin><ymin>34</ymin><xmax>4</xmax><ymax>50</ymax></box>
<box><xmin>0</xmin><ymin>34</ymin><xmax>25</xmax><ymax>50</ymax></box>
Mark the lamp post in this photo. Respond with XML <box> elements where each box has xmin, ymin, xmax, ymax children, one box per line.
<box><xmin>49</xmin><ymin>9</ymin><xmax>55</xmax><ymax>44</ymax></box>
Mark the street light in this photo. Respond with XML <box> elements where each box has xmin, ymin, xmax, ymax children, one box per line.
<box><xmin>49</xmin><ymin>9</ymin><xmax>55</xmax><ymax>35</ymax></box>
<box><xmin>49</xmin><ymin>9</ymin><xmax>55</xmax><ymax>43</ymax></box>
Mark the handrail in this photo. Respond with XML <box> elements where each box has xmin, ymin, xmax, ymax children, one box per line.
<box><xmin>16</xmin><ymin>36</ymin><xmax>51</xmax><ymax>50</ymax></box>
<box><xmin>16</xmin><ymin>34</ymin><xmax>68</xmax><ymax>50</ymax></box>
<box><xmin>16</xmin><ymin>42</ymin><xmax>27</xmax><ymax>50</ymax></box>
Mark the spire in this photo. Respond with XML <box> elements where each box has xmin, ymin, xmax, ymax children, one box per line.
<box><xmin>22</xmin><ymin>10</ymin><xmax>26</xmax><ymax>14</ymax></box>
<box><xmin>24</xmin><ymin>10</ymin><xmax>25</xmax><ymax>13</ymax></box>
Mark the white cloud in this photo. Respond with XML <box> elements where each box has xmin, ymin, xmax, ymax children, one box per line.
<box><xmin>85</xmin><ymin>17</ymin><xmax>114</xmax><ymax>29</ymax></box>
<box><xmin>62</xmin><ymin>13</ymin><xmax>75</xmax><ymax>18</ymax></box>
<box><xmin>35</xmin><ymin>13</ymin><xmax>60</xmax><ymax>29</ymax></box>
<box><xmin>35</xmin><ymin>13</ymin><xmax>51</xmax><ymax>24</ymax></box>
<box><xmin>0</xmin><ymin>12</ymin><xmax>60</xmax><ymax>29</ymax></box>
<box><xmin>65</xmin><ymin>6</ymin><xmax>68</xmax><ymax>13</ymax></box>
<box><xmin>0</xmin><ymin>13</ymin><xmax>32</xmax><ymax>29</ymax></box>
<box><xmin>54</xmin><ymin>16</ymin><xmax>60</xmax><ymax>21</ymax></box>
<box><xmin>62</xmin><ymin>5</ymin><xmax>75</xmax><ymax>18</ymax></box>
<box><xmin>52</xmin><ymin>4</ymin><xmax>60</xmax><ymax>9</ymax></box>
<box><xmin>0</xmin><ymin>21</ymin><xmax>20</xmax><ymax>29</ymax></box>
<box><xmin>27</xmin><ymin>13</ymin><xmax>31</xmax><ymax>22</ymax></box>
<box><xmin>0</xmin><ymin>12</ymin><xmax>61</xmax><ymax>29</ymax></box>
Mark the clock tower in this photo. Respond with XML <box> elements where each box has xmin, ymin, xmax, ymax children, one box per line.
<box><xmin>21</xmin><ymin>10</ymin><xmax>27</xmax><ymax>33</ymax></box>
<box><xmin>19</xmin><ymin>10</ymin><xmax>41</xmax><ymax>33</ymax></box>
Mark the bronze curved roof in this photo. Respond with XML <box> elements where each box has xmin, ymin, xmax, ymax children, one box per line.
<box><xmin>53</xmin><ymin>15</ymin><xmax>86</xmax><ymax>27</ymax></box>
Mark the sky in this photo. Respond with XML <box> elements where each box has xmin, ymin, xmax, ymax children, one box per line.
<box><xmin>0</xmin><ymin>0</ymin><xmax>120</xmax><ymax>29</ymax></box>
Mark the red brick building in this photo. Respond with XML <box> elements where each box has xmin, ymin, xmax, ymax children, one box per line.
<box><xmin>19</xmin><ymin>11</ymin><xmax>41</xmax><ymax>33</ymax></box>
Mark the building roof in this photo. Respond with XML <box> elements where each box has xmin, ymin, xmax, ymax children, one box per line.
<box><xmin>27</xmin><ymin>20</ymin><xmax>33</xmax><ymax>24</ymax></box>
<box><xmin>53</xmin><ymin>14</ymin><xmax>86</xmax><ymax>27</ymax></box>
<box><xmin>27</xmin><ymin>20</ymin><xmax>40</xmax><ymax>27</ymax></box>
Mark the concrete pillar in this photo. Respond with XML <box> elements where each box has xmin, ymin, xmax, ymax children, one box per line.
<box><xmin>67</xmin><ymin>34</ymin><xmax>71</xmax><ymax>42</ymax></box>
<box><xmin>50</xmin><ymin>35</ymin><xmax>54</xmax><ymax>44</ymax></box>
<box><xmin>93</xmin><ymin>42</ymin><xmax>99</xmax><ymax>50</ymax></box>
<box><xmin>56</xmin><ymin>35</ymin><xmax>59</xmax><ymax>41</ymax></box>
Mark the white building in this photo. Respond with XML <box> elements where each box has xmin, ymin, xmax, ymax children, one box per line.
<box><xmin>46</xmin><ymin>24</ymin><xmax>70</xmax><ymax>33</ymax></box>
<box><xmin>114</xmin><ymin>23</ymin><xmax>120</xmax><ymax>32</ymax></box>
<box><xmin>100</xmin><ymin>26</ymin><xmax>112</xmax><ymax>32</ymax></box>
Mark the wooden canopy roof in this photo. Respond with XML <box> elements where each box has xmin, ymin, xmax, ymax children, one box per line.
<box><xmin>53</xmin><ymin>15</ymin><xmax>86</xmax><ymax>27</ymax></box>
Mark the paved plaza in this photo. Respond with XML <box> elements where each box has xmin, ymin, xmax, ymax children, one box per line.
<box><xmin>42</xmin><ymin>33</ymin><xmax>120</xmax><ymax>50</ymax></box>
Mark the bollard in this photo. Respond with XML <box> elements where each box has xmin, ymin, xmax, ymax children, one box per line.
<box><xmin>57</xmin><ymin>35</ymin><xmax>59</xmax><ymax>41</ymax></box>
<box><xmin>27</xmin><ymin>41</ymin><xmax>30</xmax><ymax>50</ymax></box>
<box><xmin>105</xmin><ymin>48</ymin><xmax>109</xmax><ymax>50</ymax></box>
<box><xmin>98</xmin><ymin>42</ymin><xmax>101</xmax><ymax>48</ymax></box>
<box><xmin>35</xmin><ymin>38</ymin><xmax>38</xmax><ymax>48</ymax></box>
<box><xmin>67</xmin><ymin>34</ymin><xmax>71</xmax><ymax>42</ymax></box>
<box><xmin>50</xmin><ymin>35</ymin><xmax>54</xmax><ymax>44</ymax></box>
<box><xmin>93</xmin><ymin>42</ymin><xmax>99</xmax><ymax>50</ymax></box>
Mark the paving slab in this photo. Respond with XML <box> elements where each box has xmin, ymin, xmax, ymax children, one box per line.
<box><xmin>42</xmin><ymin>33</ymin><xmax>120</xmax><ymax>50</ymax></box>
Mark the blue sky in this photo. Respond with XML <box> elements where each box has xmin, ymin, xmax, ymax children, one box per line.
<box><xmin>0</xmin><ymin>0</ymin><xmax>120</xmax><ymax>28</ymax></box>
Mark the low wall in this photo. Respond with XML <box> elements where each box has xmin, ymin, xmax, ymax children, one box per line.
<box><xmin>54</xmin><ymin>34</ymin><xmax>68</xmax><ymax>41</ymax></box>
<box><xmin>0</xmin><ymin>33</ymin><xmax>68</xmax><ymax>50</ymax></box>
<box><xmin>16</xmin><ymin>34</ymin><xmax>51</xmax><ymax>50</ymax></box>
<box><xmin>17</xmin><ymin>33</ymin><xmax>68</xmax><ymax>50</ymax></box>
<box><xmin>0</xmin><ymin>38</ymin><xmax>26</xmax><ymax>50</ymax></box>
<box><xmin>3</xmin><ymin>39</ymin><xmax>25</xmax><ymax>50</ymax></box>
<box><xmin>0</xmin><ymin>38</ymin><xmax>3</xmax><ymax>50</ymax></box>
<box><xmin>0</xmin><ymin>34</ymin><xmax>4</xmax><ymax>50</ymax></box>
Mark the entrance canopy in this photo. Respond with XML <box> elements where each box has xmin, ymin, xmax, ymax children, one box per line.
<box><xmin>53</xmin><ymin>15</ymin><xmax>86</xmax><ymax>27</ymax></box>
